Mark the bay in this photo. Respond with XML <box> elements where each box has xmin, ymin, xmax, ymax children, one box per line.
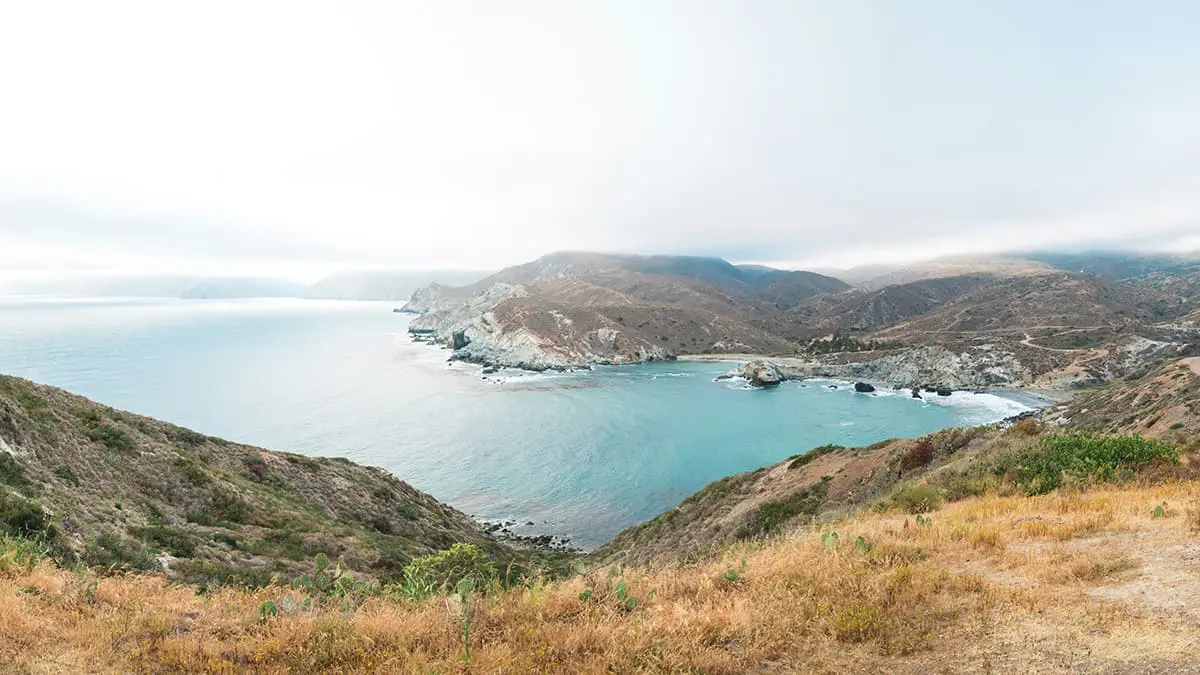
<box><xmin>0</xmin><ymin>297</ymin><xmax>1031</xmax><ymax>548</ymax></box>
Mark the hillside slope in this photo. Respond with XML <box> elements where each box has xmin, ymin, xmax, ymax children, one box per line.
<box><xmin>597</xmin><ymin>358</ymin><xmax>1200</xmax><ymax>567</ymax></box>
<box><xmin>0</xmin><ymin>375</ymin><xmax>513</xmax><ymax>586</ymax></box>
<box><xmin>402</xmin><ymin>251</ymin><xmax>1197</xmax><ymax>388</ymax></box>
<box><xmin>404</xmin><ymin>252</ymin><xmax>847</xmax><ymax>369</ymax></box>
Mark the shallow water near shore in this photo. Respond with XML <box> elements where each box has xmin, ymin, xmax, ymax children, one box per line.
<box><xmin>0</xmin><ymin>297</ymin><xmax>1032</xmax><ymax>548</ymax></box>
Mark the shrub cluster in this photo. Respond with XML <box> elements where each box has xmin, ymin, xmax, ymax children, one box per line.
<box><xmin>1010</xmin><ymin>432</ymin><xmax>1178</xmax><ymax>495</ymax></box>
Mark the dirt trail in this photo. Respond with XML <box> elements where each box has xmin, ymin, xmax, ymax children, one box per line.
<box><xmin>1020</xmin><ymin>331</ymin><xmax>1087</xmax><ymax>352</ymax></box>
<box><xmin>1185</xmin><ymin>356</ymin><xmax>1200</xmax><ymax>376</ymax></box>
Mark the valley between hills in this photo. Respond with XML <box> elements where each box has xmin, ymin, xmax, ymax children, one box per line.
<box><xmin>1</xmin><ymin>251</ymin><xmax>1199</xmax><ymax>672</ymax></box>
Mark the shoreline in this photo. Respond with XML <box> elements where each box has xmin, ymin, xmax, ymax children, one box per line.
<box><xmin>678</xmin><ymin>352</ymin><xmax>1077</xmax><ymax>405</ymax></box>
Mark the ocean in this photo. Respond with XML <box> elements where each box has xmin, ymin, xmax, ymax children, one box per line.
<box><xmin>0</xmin><ymin>297</ymin><xmax>1032</xmax><ymax>548</ymax></box>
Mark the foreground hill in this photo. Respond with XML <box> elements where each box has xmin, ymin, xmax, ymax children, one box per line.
<box><xmin>0</xmin><ymin>375</ymin><xmax>517</xmax><ymax>587</ymax></box>
<box><xmin>1</xmin><ymin>365</ymin><xmax>1196</xmax><ymax>671</ymax></box>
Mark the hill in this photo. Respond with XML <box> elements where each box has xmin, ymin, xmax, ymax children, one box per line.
<box><xmin>403</xmin><ymin>252</ymin><xmax>848</xmax><ymax>370</ymax></box>
<box><xmin>400</xmin><ymin>250</ymin><xmax>1199</xmax><ymax>386</ymax></box>
<box><xmin>0</xmin><ymin>375</ymin><xmax>524</xmax><ymax>588</ymax></box>
<box><xmin>1</xmin><ymin>366</ymin><xmax>1197</xmax><ymax>671</ymax></box>
<box><xmin>822</xmin><ymin>255</ymin><xmax>1053</xmax><ymax>290</ymax></box>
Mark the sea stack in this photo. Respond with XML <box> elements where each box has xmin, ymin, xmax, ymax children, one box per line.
<box><xmin>742</xmin><ymin>360</ymin><xmax>784</xmax><ymax>387</ymax></box>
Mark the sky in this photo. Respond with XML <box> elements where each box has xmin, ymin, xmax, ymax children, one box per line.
<box><xmin>2</xmin><ymin>0</ymin><xmax>1199</xmax><ymax>281</ymax></box>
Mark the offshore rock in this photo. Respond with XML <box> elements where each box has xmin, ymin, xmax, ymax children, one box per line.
<box><xmin>854</xmin><ymin>382</ymin><xmax>876</xmax><ymax>393</ymax></box>
<box><xmin>742</xmin><ymin>360</ymin><xmax>783</xmax><ymax>387</ymax></box>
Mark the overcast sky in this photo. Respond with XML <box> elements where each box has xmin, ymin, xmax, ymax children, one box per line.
<box><xmin>2</xmin><ymin>1</ymin><xmax>1199</xmax><ymax>280</ymax></box>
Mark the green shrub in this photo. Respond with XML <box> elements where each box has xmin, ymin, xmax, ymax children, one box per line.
<box><xmin>738</xmin><ymin>477</ymin><xmax>831</xmax><ymax>538</ymax></box>
<box><xmin>83</xmin><ymin>421</ymin><xmax>136</xmax><ymax>453</ymax></box>
<box><xmin>889</xmin><ymin>483</ymin><xmax>942</xmax><ymax>514</ymax></box>
<box><xmin>0</xmin><ymin>535</ymin><xmax>49</xmax><ymax>575</ymax></box>
<box><xmin>788</xmin><ymin>444</ymin><xmax>843</xmax><ymax>470</ymax></box>
<box><xmin>187</xmin><ymin>489</ymin><xmax>252</xmax><ymax>526</ymax></box>
<box><xmin>1010</xmin><ymin>432</ymin><xmax>1178</xmax><ymax>496</ymax></box>
<box><xmin>172</xmin><ymin>559</ymin><xmax>276</xmax><ymax>589</ymax></box>
<box><xmin>0</xmin><ymin>493</ymin><xmax>55</xmax><ymax>539</ymax></box>
<box><xmin>174</xmin><ymin>454</ymin><xmax>211</xmax><ymax>486</ymax></box>
<box><xmin>0</xmin><ymin>453</ymin><xmax>28</xmax><ymax>489</ymax></box>
<box><xmin>131</xmin><ymin>525</ymin><xmax>198</xmax><ymax>557</ymax></box>
<box><xmin>82</xmin><ymin>531</ymin><xmax>155</xmax><ymax>571</ymax></box>
<box><xmin>167</xmin><ymin>426</ymin><xmax>210</xmax><ymax>447</ymax></box>
<box><xmin>400</xmin><ymin>543</ymin><xmax>497</xmax><ymax>599</ymax></box>
<box><xmin>52</xmin><ymin>465</ymin><xmax>79</xmax><ymax>486</ymax></box>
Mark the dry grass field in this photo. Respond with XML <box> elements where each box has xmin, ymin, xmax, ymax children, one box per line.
<box><xmin>5</xmin><ymin>477</ymin><xmax>1200</xmax><ymax>673</ymax></box>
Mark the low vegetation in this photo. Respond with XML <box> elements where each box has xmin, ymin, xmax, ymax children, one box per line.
<box><xmin>2</xmin><ymin>437</ymin><xmax>1197</xmax><ymax>671</ymax></box>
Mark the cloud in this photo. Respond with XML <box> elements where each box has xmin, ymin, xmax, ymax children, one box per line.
<box><xmin>1</xmin><ymin>1</ymin><xmax>1198</xmax><ymax>275</ymax></box>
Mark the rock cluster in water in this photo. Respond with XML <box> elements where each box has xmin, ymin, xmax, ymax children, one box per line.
<box><xmin>481</xmin><ymin>520</ymin><xmax>580</xmax><ymax>553</ymax></box>
<box><xmin>742</xmin><ymin>360</ymin><xmax>784</xmax><ymax>387</ymax></box>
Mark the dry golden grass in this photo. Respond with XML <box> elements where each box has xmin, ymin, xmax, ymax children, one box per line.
<box><xmin>4</xmin><ymin>481</ymin><xmax>1200</xmax><ymax>673</ymax></box>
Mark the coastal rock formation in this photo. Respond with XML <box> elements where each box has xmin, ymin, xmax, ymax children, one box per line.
<box><xmin>403</xmin><ymin>252</ymin><xmax>836</xmax><ymax>370</ymax></box>
<box><xmin>773</xmin><ymin>345</ymin><xmax>1031</xmax><ymax>389</ymax></box>
<box><xmin>742</xmin><ymin>360</ymin><xmax>784</xmax><ymax>387</ymax></box>
<box><xmin>854</xmin><ymin>381</ymin><xmax>876</xmax><ymax>393</ymax></box>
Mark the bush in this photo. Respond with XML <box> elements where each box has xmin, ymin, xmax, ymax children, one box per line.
<box><xmin>738</xmin><ymin>477</ymin><xmax>831</xmax><ymax>538</ymax></box>
<box><xmin>0</xmin><ymin>453</ymin><xmax>29</xmax><ymax>488</ymax></box>
<box><xmin>901</xmin><ymin>439</ymin><xmax>935</xmax><ymax>471</ymax></box>
<box><xmin>83</xmin><ymin>421</ymin><xmax>136</xmax><ymax>453</ymax></box>
<box><xmin>889</xmin><ymin>483</ymin><xmax>942</xmax><ymax>514</ymax></box>
<box><xmin>131</xmin><ymin>525</ymin><xmax>198</xmax><ymax>557</ymax></box>
<box><xmin>788</xmin><ymin>444</ymin><xmax>843</xmax><ymax>470</ymax></box>
<box><xmin>83</xmin><ymin>531</ymin><xmax>155</xmax><ymax>571</ymax></box>
<box><xmin>187</xmin><ymin>489</ymin><xmax>252</xmax><ymax>526</ymax></box>
<box><xmin>1010</xmin><ymin>432</ymin><xmax>1178</xmax><ymax>496</ymax></box>
<box><xmin>0</xmin><ymin>535</ymin><xmax>49</xmax><ymax>576</ymax></box>
<box><xmin>0</xmin><ymin>493</ymin><xmax>55</xmax><ymax>539</ymax></box>
<box><xmin>400</xmin><ymin>543</ymin><xmax>497</xmax><ymax>598</ymax></box>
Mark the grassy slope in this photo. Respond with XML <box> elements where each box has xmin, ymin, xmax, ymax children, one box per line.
<box><xmin>0</xmin><ymin>362</ymin><xmax>1197</xmax><ymax>671</ymax></box>
<box><xmin>3</xmin><ymin>439</ymin><xmax>1198</xmax><ymax>672</ymax></box>
<box><xmin>0</xmin><ymin>374</ymin><xmax>516</xmax><ymax>586</ymax></box>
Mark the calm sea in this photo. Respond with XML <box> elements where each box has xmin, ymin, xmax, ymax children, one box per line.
<box><xmin>0</xmin><ymin>297</ymin><xmax>1030</xmax><ymax>548</ymax></box>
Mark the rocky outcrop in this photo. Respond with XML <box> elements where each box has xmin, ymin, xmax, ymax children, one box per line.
<box><xmin>743</xmin><ymin>360</ymin><xmax>784</xmax><ymax>387</ymax></box>
<box><xmin>854</xmin><ymin>382</ymin><xmax>876</xmax><ymax>393</ymax></box>
<box><xmin>774</xmin><ymin>345</ymin><xmax>1032</xmax><ymax>389</ymax></box>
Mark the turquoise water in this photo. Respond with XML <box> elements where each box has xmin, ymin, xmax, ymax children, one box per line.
<box><xmin>0</xmin><ymin>297</ymin><xmax>1030</xmax><ymax>548</ymax></box>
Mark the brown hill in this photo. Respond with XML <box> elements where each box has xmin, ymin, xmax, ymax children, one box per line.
<box><xmin>404</xmin><ymin>252</ymin><xmax>847</xmax><ymax>369</ymax></box>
